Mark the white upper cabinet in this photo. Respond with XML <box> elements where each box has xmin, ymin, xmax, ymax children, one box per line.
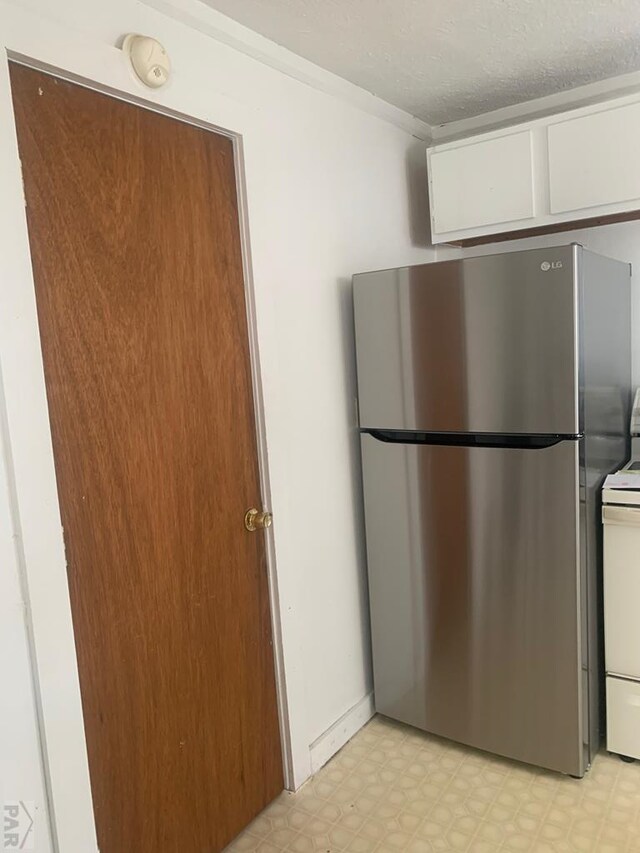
<box><xmin>427</xmin><ymin>94</ymin><xmax>640</xmax><ymax>244</ymax></box>
<box><xmin>548</xmin><ymin>103</ymin><xmax>640</xmax><ymax>214</ymax></box>
<box><xmin>429</xmin><ymin>131</ymin><xmax>535</xmax><ymax>234</ymax></box>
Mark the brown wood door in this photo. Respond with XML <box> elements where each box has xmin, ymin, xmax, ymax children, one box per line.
<box><xmin>10</xmin><ymin>63</ymin><xmax>283</xmax><ymax>853</ymax></box>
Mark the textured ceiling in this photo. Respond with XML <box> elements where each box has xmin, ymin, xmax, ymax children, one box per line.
<box><xmin>202</xmin><ymin>0</ymin><xmax>640</xmax><ymax>125</ymax></box>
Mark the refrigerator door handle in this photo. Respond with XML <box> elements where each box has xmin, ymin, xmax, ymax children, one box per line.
<box><xmin>364</xmin><ymin>429</ymin><xmax>583</xmax><ymax>450</ymax></box>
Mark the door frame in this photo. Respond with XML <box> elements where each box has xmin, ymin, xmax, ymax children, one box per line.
<box><xmin>0</xmin><ymin>9</ymin><xmax>294</xmax><ymax>853</ymax></box>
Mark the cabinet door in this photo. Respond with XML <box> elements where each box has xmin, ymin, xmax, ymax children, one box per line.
<box><xmin>428</xmin><ymin>130</ymin><xmax>535</xmax><ymax>235</ymax></box>
<box><xmin>548</xmin><ymin>102</ymin><xmax>640</xmax><ymax>214</ymax></box>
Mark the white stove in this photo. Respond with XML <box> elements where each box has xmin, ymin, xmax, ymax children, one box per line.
<box><xmin>603</xmin><ymin>389</ymin><xmax>640</xmax><ymax>762</ymax></box>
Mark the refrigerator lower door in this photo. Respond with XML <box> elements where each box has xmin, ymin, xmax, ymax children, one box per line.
<box><xmin>361</xmin><ymin>433</ymin><xmax>585</xmax><ymax>776</ymax></box>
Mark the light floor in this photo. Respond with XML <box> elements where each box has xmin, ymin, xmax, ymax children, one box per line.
<box><xmin>226</xmin><ymin>714</ymin><xmax>640</xmax><ymax>853</ymax></box>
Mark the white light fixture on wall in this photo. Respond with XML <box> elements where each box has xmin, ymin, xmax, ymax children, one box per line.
<box><xmin>123</xmin><ymin>34</ymin><xmax>171</xmax><ymax>89</ymax></box>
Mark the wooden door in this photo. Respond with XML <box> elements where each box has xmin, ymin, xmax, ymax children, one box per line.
<box><xmin>10</xmin><ymin>63</ymin><xmax>283</xmax><ymax>853</ymax></box>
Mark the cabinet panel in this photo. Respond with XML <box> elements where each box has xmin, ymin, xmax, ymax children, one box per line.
<box><xmin>548</xmin><ymin>103</ymin><xmax>640</xmax><ymax>214</ymax></box>
<box><xmin>603</xmin><ymin>504</ymin><xmax>640</xmax><ymax>679</ymax></box>
<box><xmin>429</xmin><ymin>130</ymin><xmax>535</xmax><ymax>234</ymax></box>
<box><xmin>607</xmin><ymin>676</ymin><xmax>640</xmax><ymax>760</ymax></box>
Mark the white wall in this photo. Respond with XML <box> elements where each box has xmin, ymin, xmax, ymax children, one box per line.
<box><xmin>0</xmin><ymin>401</ymin><xmax>53</xmax><ymax>852</ymax></box>
<box><xmin>0</xmin><ymin>0</ymin><xmax>434</xmax><ymax>848</ymax></box>
<box><xmin>436</xmin><ymin>221</ymin><xmax>640</xmax><ymax>380</ymax></box>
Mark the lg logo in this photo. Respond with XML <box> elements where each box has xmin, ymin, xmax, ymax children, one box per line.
<box><xmin>540</xmin><ymin>260</ymin><xmax>563</xmax><ymax>271</ymax></box>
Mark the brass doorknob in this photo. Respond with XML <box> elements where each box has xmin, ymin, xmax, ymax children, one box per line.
<box><xmin>244</xmin><ymin>508</ymin><xmax>273</xmax><ymax>532</ymax></box>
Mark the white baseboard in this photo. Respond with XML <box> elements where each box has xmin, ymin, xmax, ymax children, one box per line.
<box><xmin>309</xmin><ymin>692</ymin><xmax>375</xmax><ymax>775</ymax></box>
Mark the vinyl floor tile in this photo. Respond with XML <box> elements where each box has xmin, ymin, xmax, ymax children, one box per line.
<box><xmin>224</xmin><ymin>715</ymin><xmax>640</xmax><ymax>852</ymax></box>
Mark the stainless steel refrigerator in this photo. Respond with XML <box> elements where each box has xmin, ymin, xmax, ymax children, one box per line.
<box><xmin>353</xmin><ymin>244</ymin><xmax>631</xmax><ymax>777</ymax></box>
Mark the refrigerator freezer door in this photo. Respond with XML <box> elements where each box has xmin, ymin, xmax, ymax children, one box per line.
<box><xmin>354</xmin><ymin>245</ymin><xmax>579</xmax><ymax>435</ymax></box>
<box><xmin>361</xmin><ymin>433</ymin><xmax>584</xmax><ymax>776</ymax></box>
